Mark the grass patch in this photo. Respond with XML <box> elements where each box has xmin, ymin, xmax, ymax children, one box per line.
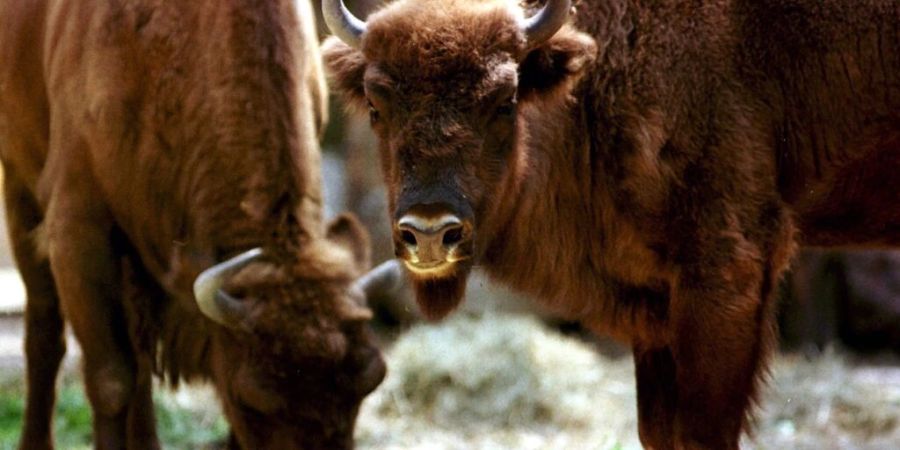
<box><xmin>0</xmin><ymin>374</ymin><xmax>227</xmax><ymax>449</ymax></box>
<box><xmin>0</xmin><ymin>381</ymin><xmax>26</xmax><ymax>447</ymax></box>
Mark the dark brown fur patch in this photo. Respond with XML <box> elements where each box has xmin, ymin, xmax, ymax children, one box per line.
<box><xmin>411</xmin><ymin>269</ymin><xmax>471</xmax><ymax>320</ymax></box>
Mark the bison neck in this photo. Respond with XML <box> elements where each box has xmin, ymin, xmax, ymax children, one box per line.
<box><xmin>479</xmin><ymin>98</ymin><xmax>671</xmax><ymax>342</ymax></box>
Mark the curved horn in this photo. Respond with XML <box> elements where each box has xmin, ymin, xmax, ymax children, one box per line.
<box><xmin>340</xmin><ymin>259</ymin><xmax>406</xmax><ymax>322</ymax></box>
<box><xmin>521</xmin><ymin>0</ymin><xmax>571</xmax><ymax>47</ymax></box>
<box><xmin>323</xmin><ymin>0</ymin><xmax>367</xmax><ymax>48</ymax></box>
<box><xmin>347</xmin><ymin>259</ymin><xmax>417</xmax><ymax>323</ymax></box>
<box><xmin>193</xmin><ymin>248</ymin><xmax>263</xmax><ymax>327</ymax></box>
<box><xmin>352</xmin><ymin>259</ymin><xmax>405</xmax><ymax>300</ymax></box>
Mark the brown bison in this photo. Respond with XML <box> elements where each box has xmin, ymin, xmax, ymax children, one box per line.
<box><xmin>0</xmin><ymin>0</ymin><xmax>400</xmax><ymax>448</ymax></box>
<box><xmin>321</xmin><ymin>0</ymin><xmax>900</xmax><ymax>448</ymax></box>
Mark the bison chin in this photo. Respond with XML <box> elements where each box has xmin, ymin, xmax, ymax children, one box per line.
<box><xmin>411</xmin><ymin>267</ymin><xmax>470</xmax><ymax>320</ymax></box>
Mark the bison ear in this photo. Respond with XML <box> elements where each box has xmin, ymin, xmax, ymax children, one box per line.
<box><xmin>326</xmin><ymin>213</ymin><xmax>372</xmax><ymax>273</ymax></box>
<box><xmin>322</xmin><ymin>37</ymin><xmax>369</xmax><ymax>112</ymax></box>
<box><xmin>518</xmin><ymin>27</ymin><xmax>597</xmax><ymax>101</ymax></box>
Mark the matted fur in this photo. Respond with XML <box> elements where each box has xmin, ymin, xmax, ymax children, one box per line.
<box><xmin>0</xmin><ymin>0</ymin><xmax>383</xmax><ymax>448</ymax></box>
<box><xmin>324</xmin><ymin>0</ymin><xmax>900</xmax><ymax>448</ymax></box>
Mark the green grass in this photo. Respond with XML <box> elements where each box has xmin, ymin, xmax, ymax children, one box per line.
<box><xmin>0</xmin><ymin>375</ymin><xmax>228</xmax><ymax>449</ymax></box>
<box><xmin>155</xmin><ymin>392</ymin><xmax>229</xmax><ymax>448</ymax></box>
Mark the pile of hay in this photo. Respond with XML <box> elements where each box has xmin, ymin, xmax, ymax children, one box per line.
<box><xmin>748</xmin><ymin>351</ymin><xmax>900</xmax><ymax>449</ymax></box>
<box><xmin>355</xmin><ymin>311</ymin><xmax>899</xmax><ymax>450</ymax></box>
<box><xmin>355</xmin><ymin>312</ymin><xmax>640</xmax><ymax>450</ymax></box>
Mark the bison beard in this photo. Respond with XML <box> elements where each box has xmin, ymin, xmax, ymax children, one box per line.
<box><xmin>412</xmin><ymin>269</ymin><xmax>470</xmax><ymax>320</ymax></box>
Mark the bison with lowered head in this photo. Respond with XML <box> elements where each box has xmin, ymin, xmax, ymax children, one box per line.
<box><xmin>0</xmin><ymin>0</ymin><xmax>399</xmax><ymax>448</ymax></box>
<box><xmin>322</xmin><ymin>0</ymin><xmax>900</xmax><ymax>448</ymax></box>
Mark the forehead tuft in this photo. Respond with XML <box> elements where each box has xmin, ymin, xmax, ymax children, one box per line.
<box><xmin>362</xmin><ymin>0</ymin><xmax>525</xmax><ymax>81</ymax></box>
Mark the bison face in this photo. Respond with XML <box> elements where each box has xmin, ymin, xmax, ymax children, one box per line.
<box><xmin>322</xmin><ymin>0</ymin><xmax>596</xmax><ymax>319</ymax></box>
<box><xmin>196</xmin><ymin>215</ymin><xmax>388</xmax><ymax>449</ymax></box>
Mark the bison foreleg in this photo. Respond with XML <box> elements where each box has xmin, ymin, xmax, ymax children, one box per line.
<box><xmin>666</xmin><ymin>250</ymin><xmax>782</xmax><ymax>449</ymax></box>
<box><xmin>5</xmin><ymin>175</ymin><xmax>66</xmax><ymax>450</ymax></box>
<box><xmin>633</xmin><ymin>345</ymin><xmax>677</xmax><ymax>450</ymax></box>
<box><xmin>44</xmin><ymin>162</ymin><xmax>137</xmax><ymax>449</ymax></box>
<box><xmin>121</xmin><ymin>265</ymin><xmax>162</xmax><ymax>450</ymax></box>
<box><xmin>125</xmin><ymin>359</ymin><xmax>158</xmax><ymax>450</ymax></box>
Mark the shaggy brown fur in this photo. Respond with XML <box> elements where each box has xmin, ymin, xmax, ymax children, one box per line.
<box><xmin>323</xmin><ymin>0</ymin><xmax>900</xmax><ymax>448</ymax></box>
<box><xmin>0</xmin><ymin>0</ymin><xmax>384</xmax><ymax>448</ymax></box>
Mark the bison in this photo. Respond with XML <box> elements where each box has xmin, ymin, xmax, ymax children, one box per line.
<box><xmin>321</xmin><ymin>0</ymin><xmax>900</xmax><ymax>448</ymax></box>
<box><xmin>0</xmin><ymin>0</ymin><xmax>400</xmax><ymax>448</ymax></box>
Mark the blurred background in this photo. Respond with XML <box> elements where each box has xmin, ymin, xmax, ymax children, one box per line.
<box><xmin>0</xmin><ymin>1</ymin><xmax>898</xmax><ymax>448</ymax></box>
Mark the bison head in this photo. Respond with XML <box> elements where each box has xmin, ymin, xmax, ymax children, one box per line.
<box><xmin>321</xmin><ymin>0</ymin><xmax>596</xmax><ymax>319</ymax></box>
<box><xmin>191</xmin><ymin>215</ymin><xmax>399</xmax><ymax>449</ymax></box>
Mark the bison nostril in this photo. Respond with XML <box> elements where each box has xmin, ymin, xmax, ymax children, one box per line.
<box><xmin>400</xmin><ymin>230</ymin><xmax>418</xmax><ymax>247</ymax></box>
<box><xmin>442</xmin><ymin>226</ymin><xmax>463</xmax><ymax>247</ymax></box>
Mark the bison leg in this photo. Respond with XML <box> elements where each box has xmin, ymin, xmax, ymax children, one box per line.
<box><xmin>44</xmin><ymin>171</ymin><xmax>137</xmax><ymax>449</ymax></box>
<box><xmin>121</xmin><ymin>263</ymin><xmax>161</xmax><ymax>449</ymax></box>
<box><xmin>5</xmin><ymin>175</ymin><xmax>66</xmax><ymax>450</ymax></box>
<box><xmin>125</xmin><ymin>358</ymin><xmax>159</xmax><ymax>450</ymax></box>
<box><xmin>633</xmin><ymin>344</ymin><xmax>677</xmax><ymax>450</ymax></box>
<box><xmin>667</xmin><ymin>256</ymin><xmax>782</xmax><ymax>449</ymax></box>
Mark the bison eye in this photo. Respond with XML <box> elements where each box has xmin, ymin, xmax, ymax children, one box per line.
<box><xmin>495</xmin><ymin>98</ymin><xmax>517</xmax><ymax>118</ymax></box>
<box><xmin>367</xmin><ymin>100</ymin><xmax>380</xmax><ymax>124</ymax></box>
